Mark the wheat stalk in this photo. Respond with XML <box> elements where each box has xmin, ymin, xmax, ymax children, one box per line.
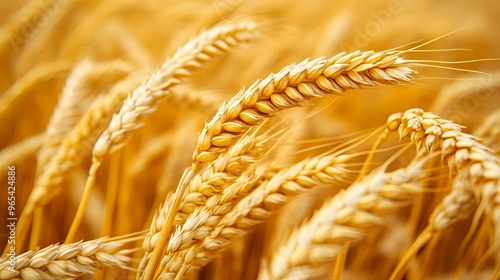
<box><xmin>140</xmin><ymin>133</ymin><xmax>271</xmax><ymax>272</ymax></box>
<box><xmin>0</xmin><ymin>0</ymin><xmax>61</xmax><ymax>52</ymax></box>
<box><xmin>144</xmin><ymin>49</ymin><xmax>420</xmax><ymax>279</ymax></box>
<box><xmin>12</xmin><ymin>71</ymin><xmax>146</xmax><ymax>250</ymax></box>
<box><xmin>158</xmin><ymin>152</ymin><xmax>354</xmax><ymax>279</ymax></box>
<box><xmin>192</xmin><ymin>50</ymin><xmax>417</xmax><ymax>165</ymax></box>
<box><xmin>92</xmin><ymin>19</ymin><xmax>256</xmax><ymax>160</ymax></box>
<box><xmin>0</xmin><ymin>238</ymin><xmax>132</xmax><ymax>280</ymax></box>
<box><xmin>258</xmin><ymin>157</ymin><xmax>427</xmax><ymax>280</ymax></box>
<box><xmin>386</xmin><ymin>108</ymin><xmax>500</xmax><ymax>279</ymax></box>
<box><xmin>386</xmin><ymin>108</ymin><xmax>500</xmax><ymax>228</ymax></box>
<box><xmin>37</xmin><ymin>59</ymin><xmax>134</xmax><ymax>167</ymax></box>
<box><xmin>64</xmin><ymin>19</ymin><xmax>258</xmax><ymax>244</ymax></box>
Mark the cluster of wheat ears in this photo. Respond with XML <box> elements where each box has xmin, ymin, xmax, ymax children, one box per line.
<box><xmin>0</xmin><ymin>0</ymin><xmax>499</xmax><ymax>279</ymax></box>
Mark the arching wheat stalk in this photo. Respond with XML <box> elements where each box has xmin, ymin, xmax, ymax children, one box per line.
<box><xmin>0</xmin><ymin>238</ymin><xmax>132</xmax><ymax>280</ymax></box>
<box><xmin>158</xmin><ymin>152</ymin><xmax>355</xmax><ymax>279</ymax></box>
<box><xmin>386</xmin><ymin>108</ymin><xmax>500</xmax><ymax>279</ymax></box>
<box><xmin>144</xmin><ymin>48</ymin><xmax>422</xmax><ymax>279</ymax></box>
<box><xmin>259</xmin><ymin>157</ymin><xmax>428</xmax><ymax>280</ymax></box>
<box><xmin>65</xmin><ymin>18</ymin><xmax>258</xmax><ymax>244</ymax></box>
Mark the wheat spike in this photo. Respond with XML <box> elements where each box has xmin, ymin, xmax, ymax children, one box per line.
<box><xmin>65</xmin><ymin>18</ymin><xmax>258</xmax><ymax>244</ymax></box>
<box><xmin>0</xmin><ymin>0</ymin><xmax>61</xmax><ymax>52</ymax></box>
<box><xmin>13</xmin><ymin>71</ymin><xmax>146</xmax><ymax>249</ymax></box>
<box><xmin>386</xmin><ymin>108</ymin><xmax>500</xmax><ymax>279</ymax></box>
<box><xmin>192</xmin><ymin>50</ymin><xmax>417</xmax><ymax>165</ymax></box>
<box><xmin>92</xmin><ymin>19</ymin><xmax>256</xmax><ymax>160</ymax></box>
<box><xmin>0</xmin><ymin>238</ymin><xmax>131</xmax><ymax>280</ymax></box>
<box><xmin>474</xmin><ymin>107</ymin><xmax>500</xmax><ymax>152</ymax></box>
<box><xmin>387</xmin><ymin>108</ymin><xmax>500</xmax><ymax>231</ymax></box>
<box><xmin>145</xmin><ymin>49</ymin><xmax>419</xmax><ymax>278</ymax></box>
<box><xmin>428</xmin><ymin>178</ymin><xmax>477</xmax><ymax>231</ymax></box>
<box><xmin>37</xmin><ymin>59</ymin><xmax>134</xmax><ymax>167</ymax></box>
<box><xmin>258</xmin><ymin>158</ymin><xmax>427</xmax><ymax>280</ymax></box>
<box><xmin>140</xmin><ymin>133</ymin><xmax>271</xmax><ymax>272</ymax></box>
<box><xmin>158</xmin><ymin>152</ymin><xmax>354</xmax><ymax>279</ymax></box>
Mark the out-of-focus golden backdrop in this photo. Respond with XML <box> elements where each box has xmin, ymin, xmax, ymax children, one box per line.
<box><xmin>0</xmin><ymin>0</ymin><xmax>499</xmax><ymax>279</ymax></box>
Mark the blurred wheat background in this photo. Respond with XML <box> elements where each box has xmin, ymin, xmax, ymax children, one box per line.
<box><xmin>0</xmin><ymin>0</ymin><xmax>499</xmax><ymax>279</ymax></box>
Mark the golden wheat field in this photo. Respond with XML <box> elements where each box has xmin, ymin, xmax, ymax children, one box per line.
<box><xmin>0</xmin><ymin>0</ymin><xmax>500</xmax><ymax>279</ymax></box>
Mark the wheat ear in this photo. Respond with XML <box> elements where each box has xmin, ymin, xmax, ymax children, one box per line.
<box><xmin>28</xmin><ymin>59</ymin><xmax>135</xmax><ymax>249</ymax></box>
<box><xmin>158</xmin><ymin>152</ymin><xmax>354</xmax><ymax>279</ymax></box>
<box><xmin>37</xmin><ymin>59</ymin><xmax>134</xmax><ymax>167</ymax></box>
<box><xmin>0</xmin><ymin>0</ymin><xmax>61</xmax><ymax>52</ymax></box>
<box><xmin>65</xmin><ymin>19</ymin><xmax>258</xmax><ymax>244</ymax></box>
<box><xmin>386</xmin><ymin>108</ymin><xmax>500</xmax><ymax>279</ymax></box>
<box><xmin>192</xmin><ymin>50</ymin><xmax>417</xmax><ymax>165</ymax></box>
<box><xmin>144</xmin><ymin>49</ymin><xmax>419</xmax><ymax>279</ymax></box>
<box><xmin>12</xmin><ymin>68</ymin><xmax>144</xmax><ymax>251</ymax></box>
<box><xmin>140</xmin><ymin>133</ymin><xmax>271</xmax><ymax>273</ymax></box>
<box><xmin>387</xmin><ymin>108</ymin><xmax>500</xmax><ymax>230</ymax></box>
<box><xmin>258</xmin><ymin>157</ymin><xmax>427</xmax><ymax>280</ymax></box>
<box><xmin>0</xmin><ymin>238</ymin><xmax>132</xmax><ymax>280</ymax></box>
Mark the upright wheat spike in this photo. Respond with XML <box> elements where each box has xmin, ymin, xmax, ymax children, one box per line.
<box><xmin>68</xmin><ymin>18</ymin><xmax>258</xmax><ymax>243</ymax></box>
<box><xmin>258</xmin><ymin>157</ymin><xmax>428</xmax><ymax>280</ymax></box>
<box><xmin>386</xmin><ymin>108</ymin><xmax>500</xmax><ymax>280</ymax></box>
<box><xmin>144</xmin><ymin>49</ymin><xmax>420</xmax><ymax>279</ymax></box>
<box><xmin>386</xmin><ymin>108</ymin><xmax>500</xmax><ymax>228</ymax></box>
<box><xmin>158</xmin><ymin>152</ymin><xmax>354</xmax><ymax>279</ymax></box>
<box><xmin>0</xmin><ymin>238</ymin><xmax>132</xmax><ymax>280</ymax></box>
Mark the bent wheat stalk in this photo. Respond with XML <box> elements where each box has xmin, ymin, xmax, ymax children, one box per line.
<box><xmin>13</xmin><ymin>67</ymin><xmax>143</xmax><ymax>252</ymax></box>
<box><xmin>386</xmin><ymin>108</ymin><xmax>500</xmax><ymax>280</ymax></box>
<box><xmin>140</xmin><ymin>132</ymin><xmax>272</xmax><ymax>275</ymax></box>
<box><xmin>145</xmin><ymin>48</ymin><xmax>421</xmax><ymax>279</ymax></box>
<box><xmin>159</xmin><ymin>152</ymin><xmax>354</xmax><ymax>279</ymax></box>
<box><xmin>258</xmin><ymin>157</ymin><xmax>428</xmax><ymax>280</ymax></box>
<box><xmin>64</xmin><ymin>19</ymin><xmax>258</xmax><ymax>244</ymax></box>
<box><xmin>0</xmin><ymin>238</ymin><xmax>132</xmax><ymax>280</ymax></box>
<box><xmin>37</xmin><ymin>59</ymin><xmax>134</xmax><ymax>168</ymax></box>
